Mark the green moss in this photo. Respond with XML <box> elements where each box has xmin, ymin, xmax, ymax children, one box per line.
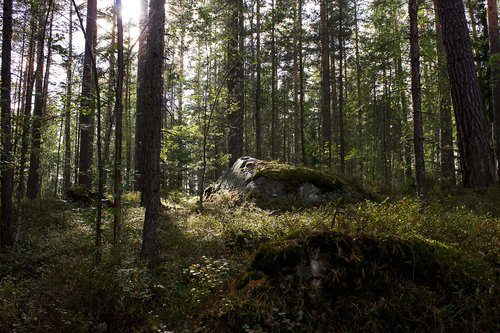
<box><xmin>251</xmin><ymin>162</ymin><xmax>341</xmax><ymax>191</ymax></box>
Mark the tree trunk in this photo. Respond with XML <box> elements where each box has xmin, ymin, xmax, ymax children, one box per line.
<box><xmin>114</xmin><ymin>0</ymin><xmax>124</xmax><ymax>244</ymax></box>
<box><xmin>135</xmin><ymin>0</ymin><xmax>149</xmax><ymax>197</ymax></box>
<box><xmin>63</xmin><ymin>1</ymin><xmax>74</xmax><ymax>198</ymax></box>
<box><xmin>410</xmin><ymin>0</ymin><xmax>426</xmax><ymax>195</ymax></box>
<box><xmin>78</xmin><ymin>0</ymin><xmax>97</xmax><ymax>190</ymax></box>
<box><xmin>320</xmin><ymin>0</ymin><xmax>331</xmax><ymax>168</ymax></box>
<box><xmin>227</xmin><ymin>0</ymin><xmax>244</xmax><ymax>165</ymax></box>
<box><xmin>338</xmin><ymin>1</ymin><xmax>346</xmax><ymax>173</ymax></box>
<box><xmin>432</xmin><ymin>0</ymin><xmax>456</xmax><ymax>183</ymax></box>
<box><xmin>255</xmin><ymin>0</ymin><xmax>262</xmax><ymax>159</ymax></box>
<box><xmin>27</xmin><ymin>0</ymin><xmax>53</xmax><ymax>199</ymax></box>
<box><xmin>1</xmin><ymin>0</ymin><xmax>14</xmax><ymax>247</ymax></box>
<box><xmin>436</xmin><ymin>0</ymin><xmax>496</xmax><ymax>187</ymax></box>
<box><xmin>487</xmin><ymin>0</ymin><xmax>500</xmax><ymax>179</ymax></box>
<box><xmin>141</xmin><ymin>0</ymin><xmax>165</xmax><ymax>268</ymax></box>
<box><xmin>271</xmin><ymin>0</ymin><xmax>277</xmax><ymax>160</ymax></box>
<box><xmin>354</xmin><ymin>0</ymin><xmax>363</xmax><ymax>178</ymax></box>
<box><xmin>103</xmin><ymin>8</ymin><xmax>117</xmax><ymax>189</ymax></box>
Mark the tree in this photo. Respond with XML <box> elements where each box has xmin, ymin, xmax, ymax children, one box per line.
<box><xmin>141</xmin><ymin>0</ymin><xmax>165</xmax><ymax>267</ymax></box>
<box><xmin>114</xmin><ymin>0</ymin><xmax>125</xmax><ymax>243</ymax></box>
<box><xmin>432</xmin><ymin>0</ymin><xmax>455</xmax><ymax>183</ymax></box>
<box><xmin>63</xmin><ymin>1</ymin><xmax>74</xmax><ymax>198</ymax></box>
<box><xmin>409</xmin><ymin>0</ymin><xmax>426</xmax><ymax>195</ymax></box>
<box><xmin>227</xmin><ymin>0</ymin><xmax>244</xmax><ymax>165</ymax></box>
<box><xmin>1</xmin><ymin>0</ymin><xmax>14</xmax><ymax>247</ymax></box>
<box><xmin>27</xmin><ymin>0</ymin><xmax>54</xmax><ymax>199</ymax></box>
<box><xmin>487</xmin><ymin>0</ymin><xmax>500</xmax><ymax>179</ymax></box>
<box><xmin>135</xmin><ymin>0</ymin><xmax>149</xmax><ymax>198</ymax></box>
<box><xmin>255</xmin><ymin>0</ymin><xmax>262</xmax><ymax>159</ymax></box>
<box><xmin>436</xmin><ymin>0</ymin><xmax>496</xmax><ymax>187</ymax></box>
<box><xmin>320</xmin><ymin>0</ymin><xmax>332</xmax><ymax>167</ymax></box>
<box><xmin>78</xmin><ymin>0</ymin><xmax>97</xmax><ymax>190</ymax></box>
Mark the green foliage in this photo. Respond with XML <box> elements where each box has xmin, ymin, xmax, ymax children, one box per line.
<box><xmin>1</xmin><ymin>188</ymin><xmax>498</xmax><ymax>332</ymax></box>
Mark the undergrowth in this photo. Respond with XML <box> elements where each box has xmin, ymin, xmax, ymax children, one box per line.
<box><xmin>0</xmin><ymin>187</ymin><xmax>498</xmax><ymax>332</ymax></box>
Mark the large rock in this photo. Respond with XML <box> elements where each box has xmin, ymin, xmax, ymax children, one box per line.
<box><xmin>208</xmin><ymin>157</ymin><xmax>366</xmax><ymax>210</ymax></box>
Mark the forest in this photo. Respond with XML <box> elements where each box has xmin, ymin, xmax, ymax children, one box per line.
<box><xmin>0</xmin><ymin>0</ymin><xmax>499</xmax><ymax>331</ymax></box>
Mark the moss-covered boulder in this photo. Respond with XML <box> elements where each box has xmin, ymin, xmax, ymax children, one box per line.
<box><xmin>198</xmin><ymin>231</ymin><xmax>499</xmax><ymax>332</ymax></box>
<box><xmin>209</xmin><ymin>157</ymin><xmax>374</xmax><ymax>210</ymax></box>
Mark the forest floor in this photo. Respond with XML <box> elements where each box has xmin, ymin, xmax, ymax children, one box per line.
<box><xmin>0</xmin><ymin>187</ymin><xmax>499</xmax><ymax>332</ymax></box>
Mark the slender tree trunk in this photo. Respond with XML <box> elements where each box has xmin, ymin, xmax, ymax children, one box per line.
<box><xmin>298</xmin><ymin>0</ymin><xmax>306</xmax><ymax>165</ymax></box>
<box><xmin>255</xmin><ymin>0</ymin><xmax>262</xmax><ymax>159</ymax></box>
<box><xmin>1</xmin><ymin>0</ymin><xmax>14</xmax><ymax>248</ymax></box>
<box><xmin>487</xmin><ymin>0</ymin><xmax>500</xmax><ymax>179</ymax></box>
<box><xmin>320</xmin><ymin>0</ymin><xmax>331</xmax><ymax>168</ymax></box>
<box><xmin>410</xmin><ymin>0</ymin><xmax>426</xmax><ymax>195</ymax></box>
<box><xmin>114</xmin><ymin>0</ymin><xmax>124</xmax><ymax>244</ymax></box>
<box><xmin>141</xmin><ymin>0</ymin><xmax>165</xmax><ymax>268</ymax></box>
<box><xmin>338</xmin><ymin>1</ymin><xmax>346</xmax><ymax>173</ymax></box>
<box><xmin>227</xmin><ymin>0</ymin><xmax>244</xmax><ymax>165</ymax></box>
<box><xmin>432</xmin><ymin>0</ymin><xmax>456</xmax><ymax>183</ymax></box>
<box><xmin>63</xmin><ymin>2</ymin><xmax>74</xmax><ymax>198</ymax></box>
<box><xmin>27</xmin><ymin>1</ymin><xmax>54</xmax><ymax>199</ymax></box>
<box><xmin>78</xmin><ymin>0</ymin><xmax>97</xmax><ymax>190</ymax></box>
<box><xmin>17</xmin><ymin>12</ymin><xmax>37</xmax><ymax>201</ymax></box>
<box><xmin>135</xmin><ymin>0</ymin><xmax>149</xmax><ymax>196</ymax></box>
<box><xmin>436</xmin><ymin>0</ymin><xmax>496</xmax><ymax>187</ymax></box>
<box><xmin>103</xmin><ymin>8</ymin><xmax>117</xmax><ymax>189</ymax></box>
<box><xmin>271</xmin><ymin>0</ymin><xmax>277</xmax><ymax>160</ymax></box>
<box><xmin>354</xmin><ymin>0</ymin><xmax>363</xmax><ymax>178</ymax></box>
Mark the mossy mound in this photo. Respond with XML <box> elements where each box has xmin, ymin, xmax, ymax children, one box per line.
<box><xmin>210</xmin><ymin>157</ymin><xmax>376</xmax><ymax>210</ymax></box>
<box><xmin>199</xmin><ymin>231</ymin><xmax>499</xmax><ymax>332</ymax></box>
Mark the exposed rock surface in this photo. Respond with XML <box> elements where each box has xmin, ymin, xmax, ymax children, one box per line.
<box><xmin>207</xmin><ymin>157</ymin><xmax>366</xmax><ymax>209</ymax></box>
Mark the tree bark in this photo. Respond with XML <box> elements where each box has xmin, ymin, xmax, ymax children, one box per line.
<box><xmin>227</xmin><ymin>0</ymin><xmax>244</xmax><ymax>165</ymax></box>
<box><xmin>78</xmin><ymin>0</ymin><xmax>97</xmax><ymax>190</ymax></box>
<box><xmin>141</xmin><ymin>0</ymin><xmax>165</xmax><ymax>268</ymax></box>
<box><xmin>255</xmin><ymin>0</ymin><xmax>262</xmax><ymax>159</ymax></box>
<box><xmin>487</xmin><ymin>0</ymin><xmax>500</xmax><ymax>179</ymax></box>
<box><xmin>1</xmin><ymin>0</ymin><xmax>14</xmax><ymax>247</ymax></box>
<box><xmin>270</xmin><ymin>0</ymin><xmax>277</xmax><ymax>159</ymax></box>
<box><xmin>410</xmin><ymin>0</ymin><xmax>426</xmax><ymax>195</ymax></box>
<box><xmin>436</xmin><ymin>0</ymin><xmax>496</xmax><ymax>187</ymax></box>
<box><xmin>135</xmin><ymin>0</ymin><xmax>149</xmax><ymax>196</ymax></box>
<box><xmin>338</xmin><ymin>1</ymin><xmax>346</xmax><ymax>173</ymax></box>
<box><xmin>113</xmin><ymin>0</ymin><xmax>124</xmax><ymax>244</ymax></box>
<box><xmin>320</xmin><ymin>0</ymin><xmax>331</xmax><ymax>168</ymax></box>
<box><xmin>63</xmin><ymin>1</ymin><xmax>74</xmax><ymax>198</ymax></box>
<box><xmin>432</xmin><ymin>0</ymin><xmax>456</xmax><ymax>183</ymax></box>
<box><xmin>27</xmin><ymin>1</ymin><xmax>54</xmax><ymax>199</ymax></box>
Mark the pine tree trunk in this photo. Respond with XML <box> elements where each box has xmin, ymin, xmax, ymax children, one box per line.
<box><xmin>436</xmin><ymin>0</ymin><xmax>496</xmax><ymax>187</ymax></box>
<box><xmin>1</xmin><ymin>0</ymin><xmax>14</xmax><ymax>247</ymax></box>
<box><xmin>63</xmin><ymin>1</ymin><xmax>74</xmax><ymax>198</ymax></box>
<box><xmin>410</xmin><ymin>0</ymin><xmax>426</xmax><ymax>195</ymax></box>
<box><xmin>487</xmin><ymin>0</ymin><xmax>500</xmax><ymax>179</ymax></box>
<box><xmin>338</xmin><ymin>1</ymin><xmax>346</xmax><ymax>173</ymax></box>
<box><xmin>141</xmin><ymin>0</ymin><xmax>165</xmax><ymax>268</ymax></box>
<box><xmin>354</xmin><ymin>0</ymin><xmax>363</xmax><ymax>178</ymax></box>
<box><xmin>135</xmin><ymin>0</ymin><xmax>149</xmax><ymax>198</ymax></box>
<box><xmin>27</xmin><ymin>1</ymin><xmax>53</xmax><ymax>199</ymax></box>
<box><xmin>114</xmin><ymin>0</ymin><xmax>124</xmax><ymax>244</ymax></box>
<box><xmin>432</xmin><ymin>0</ymin><xmax>456</xmax><ymax>183</ymax></box>
<box><xmin>271</xmin><ymin>0</ymin><xmax>277</xmax><ymax>160</ymax></box>
<box><xmin>320</xmin><ymin>0</ymin><xmax>331</xmax><ymax>168</ymax></box>
<box><xmin>78</xmin><ymin>0</ymin><xmax>97</xmax><ymax>190</ymax></box>
<box><xmin>227</xmin><ymin>0</ymin><xmax>244</xmax><ymax>165</ymax></box>
<box><xmin>255</xmin><ymin>0</ymin><xmax>262</xmax><ymax>159</ymax></box>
